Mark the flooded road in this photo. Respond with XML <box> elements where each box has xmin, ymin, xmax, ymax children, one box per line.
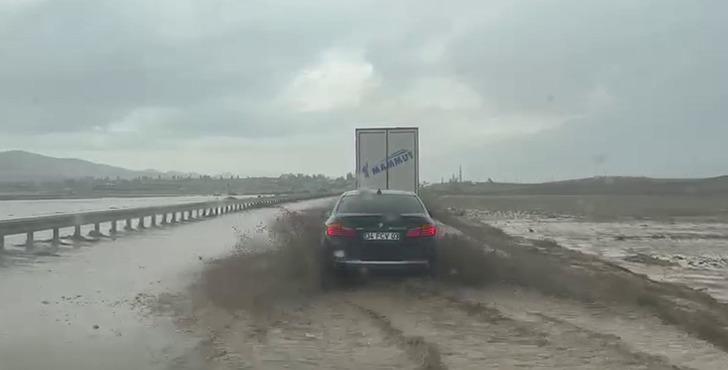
<box><xmin>0</xmin><ymin>198</ymin><xmax>332</xmax><ymax>370</ymax></box>
<box><xmin>143</xmin><ymin>206</ymin><xmax>728</xmax><ymax>369</ymax></box>
<box><xmin>464</xmin><ymin>209</ymin><xmax>728</xmax><ymax>303</ymax></box>
<box><xmin>4</xmin><ymin>198</ymin><xmax>728</xmax><ymax>369</ymax></box>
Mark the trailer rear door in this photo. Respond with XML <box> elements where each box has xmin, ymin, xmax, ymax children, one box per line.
<box><xmin>356</xmin><ymin>127</ymin><xmax>418</xmax><ymax>192</ymax></box>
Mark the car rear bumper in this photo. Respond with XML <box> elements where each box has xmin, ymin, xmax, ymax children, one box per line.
<box><xmin>324</xmin><ymin>238</ymin><xmax>436</xmax><ymax>262</ymax></box>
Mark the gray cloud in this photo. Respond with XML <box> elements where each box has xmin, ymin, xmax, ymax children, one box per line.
<box><xmin>0</xmin><ymin>0</ymin><xmax>726</xmax><ymax>180</ymax></box>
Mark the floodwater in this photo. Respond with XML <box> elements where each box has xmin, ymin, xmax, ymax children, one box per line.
<box><xmin>4</xmin><ymin>198</ymin><xmax>728</xmax><ymax>369</ymax></box>
<box><xmin>466</xmin><ymin>209</ymin><xmax>728</xmax><ymax>303</ymax></box>
<box><xmin>0</xmin><ymin>195</ymin><xmax>265</xmax><ymax>221</ymax></box>
<box><xmin>0</xmin><ymin>198</ymin><xmax>332</xmax><ymax>370</ymax></box>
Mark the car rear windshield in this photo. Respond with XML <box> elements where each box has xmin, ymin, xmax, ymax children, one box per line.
<box><xmin>336</xmin><ymin>194</ymin><xmax>426</xmax><ymax>214</ymax></box>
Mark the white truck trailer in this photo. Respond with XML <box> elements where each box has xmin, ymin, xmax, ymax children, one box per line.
<box><xmin>355</xmin><ymin>127</ymin><xmax>419</xmax><ymax>193</ymax></box>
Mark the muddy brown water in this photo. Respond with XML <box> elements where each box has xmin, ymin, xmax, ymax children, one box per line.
<box><xmin>163</xmin><ymin>278</ymin><xmax>728</xmax><ymax>369</ymax></box>
<box><xmin>0</xmin><ymin>198</ymin><xmax>332</xmax><ymax>370</ymax></box>
<box><xmin>155</xmin><ymin>208</ymin><xmax>728</xmax><ymax>369</ymax></box>
<box><xmin>4</xmin><ymin>198</ymin><xmax>728</xmax><ymax>369</ymax></box>
<box><xmin>461</xmin><ymin>206</ymin><xmax>728</xmax><ymax>303</ymax></box>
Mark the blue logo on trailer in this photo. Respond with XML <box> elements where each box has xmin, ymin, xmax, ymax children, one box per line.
<box><xmin>361</xmin><ymin>149</ymin><xmax>414</xmax><ymax>178</ymax></box>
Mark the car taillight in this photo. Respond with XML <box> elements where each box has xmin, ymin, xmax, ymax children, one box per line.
<box><xmin>326</xmin><ymin>223</ymin><xmax>356</xmax><ymax>238</ymax></box>
<box><xmin>406</xmin><ymin>224</ymin><xmax>437</xmax><ymax>238</ymax></box>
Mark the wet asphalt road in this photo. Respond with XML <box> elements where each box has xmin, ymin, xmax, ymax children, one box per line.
<box><xmin>0</xmin><ymin>198</ymin><xmax>332</xmax><ymax>370</ymax></box>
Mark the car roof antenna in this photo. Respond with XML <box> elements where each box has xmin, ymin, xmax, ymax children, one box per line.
<box><xmin>376</xmin><ymin>188</ymin><xmax>382</xmax><ymax>195</ymax></box>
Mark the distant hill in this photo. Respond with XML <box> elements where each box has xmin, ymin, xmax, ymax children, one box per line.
<box><xmin>426</xmin><ymin>175</ymin><xmax>728</xmax><ymax>196</ymax></box>
<box><xmin>0</xmin><ymin>150</ymin><xmax>166</xmax><ymax>182</ymax></box>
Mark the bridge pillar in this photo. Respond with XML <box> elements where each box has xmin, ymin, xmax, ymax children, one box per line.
<box><xmin>74</xmin><ymin>225</ymin><xmax>82</xmax><ymax>239</ymax></box>
<box><xmin>171</xmin><ymin>212</ymin><xmax>177</xmax><ymax>223</ymax></box>
<box><xmin>151</xmin><ymin>214</ymin><xmax>157</xmax><ymax>227</ymax></box>
<box><xmin>125</xmin><ymin>218</ymin><xmax>133</xmax><ymax>231</ymax></box>
<box><xmin>137</xmin><ymin>217</ymin><xmax>145</xmax><ymax>229</ymax></box>
<box><xmin>110</xmin><ymin>220</ymin><xmax>118</xmax><ymax>235</ymax></box>
<box><xmin>91</xmin><ymin>223</ymin><xmax>102</xmax><ymax>237</ymax></box>
<box><xmin>0</xmin><ymin>234</ymin><xmax>4</xmax><ymax>250</ymax></box>
<box><xmin>52</xmin><ymin>228</ymin><xmax>60</xmax><ymax>245</ymax></box>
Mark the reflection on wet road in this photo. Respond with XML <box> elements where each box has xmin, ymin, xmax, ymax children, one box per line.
<box><xmin>0</xmin><ymin>198</ymin><xmax>332</xmax><ymax>370</ymax></box>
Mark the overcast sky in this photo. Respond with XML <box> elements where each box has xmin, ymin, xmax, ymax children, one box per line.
<box><xmin>1</xmin><ymin>0</ymin><xmax>726</xmax><ymax>182</ymax></box>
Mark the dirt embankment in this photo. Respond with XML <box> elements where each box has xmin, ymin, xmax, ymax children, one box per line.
<box><xmin>154</xmin><ymin>207</ymin><xmax>728</xmax><ymax>369</ymax></box>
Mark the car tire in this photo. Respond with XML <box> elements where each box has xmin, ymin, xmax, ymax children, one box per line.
<box><xmin>427</xmin><ymin>257</ymin><xmax>438</xmax><ymax>278</ymax></box>
<box><xmin>320</xmin><ymin>264</ymin><xmax>333</xmax><ymax>291</ymax></box>
<box><xmin>320</xmin><ymin>252</ymin><xmax>341</xmax><ymax>291</ymax></box>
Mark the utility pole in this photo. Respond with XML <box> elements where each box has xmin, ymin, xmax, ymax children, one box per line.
<box><xmin>458</xmin><ymin>165</ymin><xmax>463</xmax><ymax>183</ymax></box>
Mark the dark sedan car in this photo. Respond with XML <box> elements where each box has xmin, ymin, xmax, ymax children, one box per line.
<box><xmin>320</xmin><ymin>189</ymin><xmax>438</xmax><ymax>285</ymax></box>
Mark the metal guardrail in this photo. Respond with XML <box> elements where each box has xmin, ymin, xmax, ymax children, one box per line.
<box><xmin>0</xmin><ymin>193</ymin><xmax>336</xmax><ymax>250</ymax></box>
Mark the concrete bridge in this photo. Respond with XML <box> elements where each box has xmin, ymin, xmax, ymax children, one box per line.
<box><xmin>0</xmin><ymin>193</ymin><xmax>330</xmax><ymax>250</ymax></box>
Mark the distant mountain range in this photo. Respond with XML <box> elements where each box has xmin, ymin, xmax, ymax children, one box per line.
<box><xmin>0</xmin><ymin>150</ymin><xmax>196</xmax><ymax>182</ymax></box>
<box><xmin>4</xmin><ymin>150</ymin><xmax>727</xmax><ymax>196</ymax></box>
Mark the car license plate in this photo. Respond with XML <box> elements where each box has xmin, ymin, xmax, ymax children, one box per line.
<box><xmin>363</xmin><ymin>232</ymin><xmax>401</xmax><ymax>241</ymax></box>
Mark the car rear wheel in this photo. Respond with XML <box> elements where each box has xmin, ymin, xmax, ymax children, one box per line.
<box><xmin>427</xmin><ymin>257</ymin><xmax>438</xmax><ymax>278</ymax></box>
<box><xmin>319</xmin><ymin>252</ymin><xmax>345</xmax><ymax>290</ymax></box>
